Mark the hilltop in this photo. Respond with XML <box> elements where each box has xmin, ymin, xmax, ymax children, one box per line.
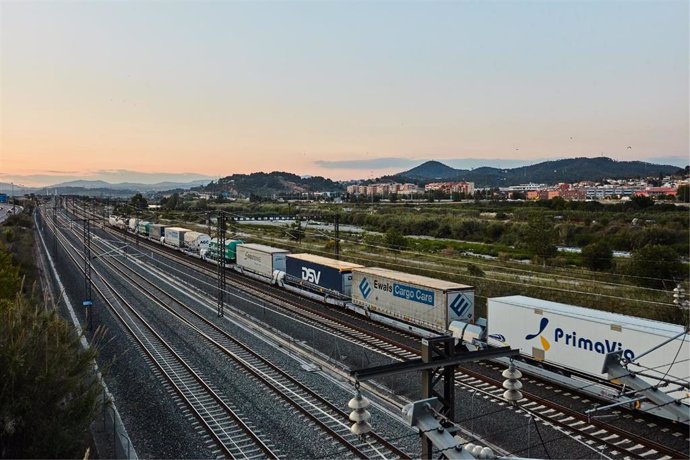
<box><xmin>393</xmin><ymin>157</ymin><xmax>682</xmax><ymax>187</ymax></box>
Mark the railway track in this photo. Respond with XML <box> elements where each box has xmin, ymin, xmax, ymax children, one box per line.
<box><xmin>48</xmin><ymin>212</ymin><xmax>280</xmax><ymax>459</ymax></box>
<box><xmin>64</xmin><ymin>205</ymin><xmax>690</xmax><ymax>459</ymax></box>
<box><xmin>51</xmin><ymin>207</ymin><xmax>411</xmax><ymax>459</ymax></box>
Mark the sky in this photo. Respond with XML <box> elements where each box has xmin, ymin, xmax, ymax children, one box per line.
<box><xmin>1</xmin><ymin>0</ymin><xmax>688</xmax><ymax>186</ymax></box>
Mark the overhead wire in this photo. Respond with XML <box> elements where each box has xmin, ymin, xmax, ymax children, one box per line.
<box><xmin>241</xmin><ymin>229</ymin><xmax>680</xmax><ymax>310</ymax></box>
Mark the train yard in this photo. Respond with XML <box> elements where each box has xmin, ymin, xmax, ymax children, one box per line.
<box><xmin>35</xmin><ymin>201</ymin><xmax>689</xmax><ymax>459</ymax></box>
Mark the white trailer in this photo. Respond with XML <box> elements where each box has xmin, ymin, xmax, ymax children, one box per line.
<box><xmin>127</xmin><ymin>217</ymin><xmax>138</xmax><ymax>232</ymax></box>
<box><xmin>235</xmin><ymin>243</ymin><xmax>289</xmax><ymax>280</ymax></box>
<box><xmin>350</xmin><ymin>267</ymin><xmax>474</xmax><ymax>335</ymax></box>
<box><xmin>487</xmin><ymin>296</ymin><xmax>690</xmax><ymax>403</ymax></box>
<box><xmin>183</xmin><ymin>231</ymin><xmax>211</xmax><ymax>251</ymax></box>
<box><xmin>163</xmin><ymin>227</ymin><xmax>190</xmax><ymax>248</ymax></box>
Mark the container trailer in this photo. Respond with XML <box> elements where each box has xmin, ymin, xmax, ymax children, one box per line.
<box><xmin>149</xmin><ymin>224</ymin><xmax>166</xmax><ymax>240</ymax></box>
<box><xmin>351</xmin><ymin>267</ymin><xmax>475</xmax><ymax>334</ymax></box>
<box><xmin>486</xmin><ymin>295</ymin><xmax>690</xmax><ymax>402</ymax></box>
<box><xmin>163</xmin><ymin>227</ymin><xmax>190</xmax><ymax>248</ymax></box>
<box><xmin>203</xmin><ymin>238</ymin><xmax>244</xmax><ymax>263</ymax></box>
<box><xmin>236</xmin><ymin>243</ymin><xmax>288</xmax><ymax>280</ymax></box>
<box><xmin>183</xmin><ymin>231</ymin><xmax>211</xmax><ymax>252</ymax></box>
<box><xmin>285</xmin><ymin>253</ymin><xmax>364</xmax><ymax>298</ymax></box>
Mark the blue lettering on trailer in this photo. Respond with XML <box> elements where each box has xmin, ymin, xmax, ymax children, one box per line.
<box><xmin>393</xmin><ymin>283</ymin><xmax>434</xmax><ymax>305</ymax></box>
<box><xmin>359</xmin><ymin>278</ymin><xmax>372</xmax><ymax>299</ymax></box>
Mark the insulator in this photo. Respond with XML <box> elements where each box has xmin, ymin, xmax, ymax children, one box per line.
<box><xmin>502</xmin><ymin>366</ymin><xmax>522</xmax><ymax>380</ymax></box>
<box><xmin>471</xmin><ymin>445</ymin><xmax>484</xmax><ymax>457</ymax></box>
<box><xmin>350</xmin><ymin>420</ymin><xmax>372</xmax><ymax>436</ymax></box>
<box><xmin>503</xmin><ymin>362</ymin><xmax>523</xmax><ymax>403</ymax></box>
<box><xmin>464</xmin><ymin>443</ymin><xmax>476</xmax><ymax>453</ymax></box>
<box><xmin>502</xmin><ymin>379</ymin><xmax>523</xmax><ymax>391</ymax></box>
<box><xmin>480</xmin><ymin>447</ymin><xmax>495</xmax><ymax>459</ymax></box>
<box><xmin>349</xmin><ymin>409</ymin><xmax>371</xmax><ymax>423</ymax></box>
<box><xmin>348</xmin><ymin>390</ymin><xmax>371</xmax><ymax>410</ymax></box>
<box><xmin>503</xmin><ymin>389</ymin><xmax>523</xmax><ymax>402</ymax></box>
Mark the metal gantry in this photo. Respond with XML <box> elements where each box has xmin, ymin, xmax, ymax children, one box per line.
<box><xmin>351</xmin><ymin>339</ymin><xmax>518</xmax><ymax>459</ymax></box>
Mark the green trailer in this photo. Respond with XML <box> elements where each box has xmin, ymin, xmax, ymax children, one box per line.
<box><xmin>208</xmin><ymin>238</ymin><xmax>244</xmax><ymax>264</ymax></box>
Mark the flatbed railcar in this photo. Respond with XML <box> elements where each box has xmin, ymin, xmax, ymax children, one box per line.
<box><xmin>105</xmin><ymin>215</ymin><xmax>689</xmax><ymax>423</ymax></box>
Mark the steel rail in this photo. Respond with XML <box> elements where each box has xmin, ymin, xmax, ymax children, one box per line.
<box><xmin>44</xmin><ymin>209</ymin><xmax>279</xmax><ymax>459</ymax></box>
<box><xmin>90</xmin><ymin>233</ymin><xmax>411</xmax><ymax>460</ymax></box>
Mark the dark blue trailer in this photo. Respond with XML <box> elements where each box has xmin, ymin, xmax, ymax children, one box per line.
<box><xmin>285</xmin><ymin>253</ymin><xmax>364</xmax><ymax>298</ymax></box>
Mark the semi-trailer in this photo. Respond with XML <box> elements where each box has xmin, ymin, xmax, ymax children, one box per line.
<box><xmin>285</xmin><ymin>253</ymin><xmax>364</xmax><ymax>298</ymax></box>
<box><xmin>163</xmin><ymin>227</ymin><xmax>190</xmax><ymax>248</ymax></box>
<box><xmin>486</xmin><ymin>295</ymin><xmax>690</xmax><ymax>402</ymax></box>
<box><xmin>351</xmin><ymin>267</ymin><xmax>475</xmax><ymax>334</ymax></box>
<box><xmin>203</xmin><ymin>238</ymin><xmax>244</xmax><ymax>263</ymax></box>
<box><xmin>149</xmin><ymin>224</ymin><xmax>166</xmax><ymax>240</ymax></box>
<box><xmin>236</xmin><ymin>243</ymin><xmax>289</xmax><ymax>279</ymax></box>
<box><xmin>183</xmin><ymin>231</ymin><xmax>211</xmax><ymax>251</ymax></box>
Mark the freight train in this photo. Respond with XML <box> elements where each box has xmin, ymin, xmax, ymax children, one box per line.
<box><xmin>107</xmin><ymin>215</ymin><xmax>689</xmax><ymax>423</ymax></box>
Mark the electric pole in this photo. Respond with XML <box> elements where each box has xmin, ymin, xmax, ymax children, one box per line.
<box><xmin>83</xmin><ymin>218</ymin><xmax>93</xmax><ymax>332</ymax></box>
<box><xmin>217</xmin><ymin>212</ymin><xmax>226</xmax><ymax>318</ymax></box>
<box><xmin>334</xmin><ymin>214</ymin><xmax>340</xmax><ymax>259</ymax></box>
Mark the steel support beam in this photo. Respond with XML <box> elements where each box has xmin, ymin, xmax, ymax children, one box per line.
<box><xmin>217</xmin><ymin>212</ymin><xmax>226</xmax><ymax>318</ymax></box>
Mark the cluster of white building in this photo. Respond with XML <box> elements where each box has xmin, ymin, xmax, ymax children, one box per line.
<box><xmin>346</xmin><ymin>181</ymin><xmax>474</xmax><ymax>196</ymax></box>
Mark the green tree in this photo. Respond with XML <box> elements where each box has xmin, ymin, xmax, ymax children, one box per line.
<box><xmin>0</xmin><ymin>244</ymin><xmax>21</xmax><ymax>300</ymax></box>
<box><xmin>384</xmin><ymin>227</ymin><xmax>407</xmax><ymax>250</ymax></box>
<box><xmin>161</xmin><ymin>192</ymin><xmax>181</xmax><ymax>210</ymax></box>
<box><xmin>628</xmin><ymin>245</ymin><xmax>685</xmax><ymax>289</ymax></box>
<box><xmin>129</xmin><ymin>192</ymin><xmax>148</xmax><ymax>210</ymax></box>
<box><xmin>581</xmin><ymin>241</ymin><xmax>613</xmax><ymax>271</ymax></box>
<box><xmin>0</xmin><ymin>245</ymin><xmax>100</xmax><ymax>457</ymax></box>
<box><xmin>677</xmin><ymin>185</ymin><xmax>690</xmax><ymax>203</ymax></box>
<box><xmin>629</xmin><ymin>195</ymin><xmax>654</xmax><ymax>209</ymax></box>
<box><xmin>289</xmin><ymin>219</ymin><xmax>305</xmax><ymax>243</ymax></box>
<box><xmin>523</xmin><ymin>215</ymin><xmax>558</xmax><ymax>266</ymax></box>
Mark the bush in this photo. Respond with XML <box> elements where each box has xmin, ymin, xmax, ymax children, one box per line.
<box><xmin>467</xmin><ymin>263</ymin><xmax>485</xmax><ymax>278</ymax></box>
<box><xmin>0</xmin><ymin>244</ymin><xmax>100</xmax><ymax>457</ymax></box>
<box><xmin>628</xmin><ymin>245</ymin><xmax>686</xmax><ymax>289</ymax></box>
<box><xmin>581</xmin><ymin>241</ymin><xmax>613</xmax><ymax>271</ymax></box>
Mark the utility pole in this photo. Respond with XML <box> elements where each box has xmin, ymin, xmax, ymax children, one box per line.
<box><xmin>135</xmin><ymin>207</ymin><xmax>141</xmax><ymax>246</ymax></box>
<box><xmin>334</xmin><ymin>214</ymin><xmax>340</xmax><ymax>259</ymax></box>
<box><xmin>52</xmin><ymin>196</ymin><xmax>58</xmax><ymax>256</ymax></box>
<box><xmin>83</xmin><ymin>218</ymin><xmax>93</xmax><ymax>332</ymax></box>
<box><xmin>217</xmin><ymin>212</ymin><xmax>226</xmax><ymax>318</ymax></box>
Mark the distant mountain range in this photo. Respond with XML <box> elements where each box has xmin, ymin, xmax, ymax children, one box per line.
<box><xmin>393</xmin><ymin>157</ymin><xmax>683</xmax><ymax>187</ymax></box>
<box><xmin>0</xmin><ymin>179</ymin><xmax>212</xmax><ymax>196</ymax></box>
<box><xmin>50</xmin><ymin>179</ymin><xmax>212</xmax><ymax>192</ymax></box>
<box><xmin>2</xmin><ymin>157</ymin><xmax>685</xmax><ymax>198</ymax></box>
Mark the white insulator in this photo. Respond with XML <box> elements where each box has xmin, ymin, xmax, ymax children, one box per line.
<box><xmin>502</xmin><ymin>379</ymin><xmax>523</xmax><ymax>391</ymax></box>
<box><xmin>464</xmin><ymin>443</ymin><xmax>476</xmax><ymax>453</ymax></box>
<box><xmin>503</xmin><ymin>389</ymin><xmax>523</xmax><ymax>402</ymax></box>
<box><xmin>471</xmin><ymin>445</ymin><xmax>484</xmax><ymax>457</ymax></box>
<box><xmin>480</xmin><ymin>447</ymin><xmax>495</xmax><ymax>459</ymax></box>
<box><xmin>348</xmin><ymin>390</ymin><xmax>371</xmax><ymax>410</ymax></box>
<box><xmin>349</xmin><ymin>409</ymin><xmax>371</xmax><ymax>423</ymax></box>
<box><xmin>350</xmin><ymin>421</ymin><xmax>372</xmax><ymax>436</ymax></box>
<box><xmin>502</xmin><ymin>366</ymin><xmax>522</xmax><ymax>380</ymax></box>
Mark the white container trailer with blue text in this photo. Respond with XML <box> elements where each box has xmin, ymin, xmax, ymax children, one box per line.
<box><xmin>350</xmin><ymin>267</ymin><xmax>474</xmax><ymax>335</ymax></box>
<box><xmin>487</xmin><ymin>295</ymin><xmax>690</xmax><ymax>402</ymax></box>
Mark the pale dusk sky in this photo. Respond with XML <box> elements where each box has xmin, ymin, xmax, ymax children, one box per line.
<box><xmin>1</xmin><ymin>0</ymin><xmax>688</xmax><ymax>186</ymax></box>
